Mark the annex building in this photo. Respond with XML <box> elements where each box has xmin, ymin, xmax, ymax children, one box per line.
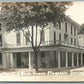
<box><xmin>0</xmin><ymin>17</ymin><xmax>84</xmax><ymax>71</ymax></box>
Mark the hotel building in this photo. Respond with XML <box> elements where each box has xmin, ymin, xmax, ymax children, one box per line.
<box><xmin>0</xmin><ymin>17</ymin><xmax>84</xmax><ymax>71</ymax></box>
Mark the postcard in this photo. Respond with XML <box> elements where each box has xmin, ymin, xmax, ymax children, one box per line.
<box><xmin>0</xmin><ymin>1</ymin><xmax>84</xmax><ymax>82</ymax></box>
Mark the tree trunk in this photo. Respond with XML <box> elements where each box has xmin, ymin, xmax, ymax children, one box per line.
<box><xmin>34</xmin><ymin>49</ymin><xmax>38</xmax><ymax>72</ymax></box>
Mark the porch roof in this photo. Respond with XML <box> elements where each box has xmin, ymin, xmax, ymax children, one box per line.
<box><xmin>1</xmin><ymin>44</ymin><xmax>84</xmax><ymax>53</ymax></box>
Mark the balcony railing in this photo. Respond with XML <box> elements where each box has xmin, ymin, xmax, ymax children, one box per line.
<box><xmin>3</xmin><ymin>40</ymin><xmax>84</xmax><ymax>49</ymax></box>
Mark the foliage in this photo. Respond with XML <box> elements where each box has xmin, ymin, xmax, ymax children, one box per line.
<box><xmin>0</xmin><ymin>2</ymin><xmax>72</xmax><ymax>31</ymax></box>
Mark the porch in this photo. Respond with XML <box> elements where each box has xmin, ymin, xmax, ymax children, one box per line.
<box><xmin>3</xmin><ymin>50</ymin><xmax>84</xmax><ymax>71</ymax></box>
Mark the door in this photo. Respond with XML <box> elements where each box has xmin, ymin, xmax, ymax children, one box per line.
<box><xmin>17</xmin><ymin>53</ymin><xmax>21</xmax><ymax>67</ymax></box>
<box><xmin>54</xmin><ymin>51</ymin><xmax>58</xmax><ymax>67</ymax></box>
<box><xmin>79</xmin><ymin>53</ymin><xmax>81</xmax><ymax>66</ymax></box>
<box><xmin>41</xmin><ymin>52</ymin><xmax>45</xmax><ymax>68</ymax></box>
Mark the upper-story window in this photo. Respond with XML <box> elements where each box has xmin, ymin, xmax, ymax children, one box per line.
<box><xmin>54</xmin><ymin>21</ymin><xmax>59</xmax><ymax>29</ymax></box>
<box><xmin>64</xmin><ymin>34</ymin><xmax>68</xmax><ymax>43</ymax></box>
<box><xmin>74</xmin><ymin>27</ymin><xmax>76</xmax><ymax>36</ymax></box>
<box><xmin>16</xmin><ymin>33</ymin><xmax>20</xmax><ymax>45</ymax></box>
<box><xmin>54</xmin><ymin>21</ymin><xmax>61</xmax><ymax>30</ymax></box>
<box><xmin>71</xmin><ymin>38</ymin><xmax>73</xmax><ymax>44</ymax></box>
<box><xmin>71</xmin><ymin>25</ymin><xmax>73</xmax><ymax>35</ymax></box>
<box><xmin>0</xmin><ymin>23</ymin><xmax>1</xmax><ymax>31</ymax></box>
<box><xmin>59</xmin><ymin>33</ymin><xmax>61</xmax><ymax>42</ymax></box>
<box><xmin>59</xmin><ymin>21</ymin><xmax>61</xmax><ymax>30</ymax></box>
<box><xmin>0</xmin><ymin>35</ymin><xmax>2</xmax><ymax>46</ymax></box>
<box><xmin>65</xmin><ymin>23</ymin><xmax>67</xmax><ymax>33</ymax></box>
<box><xmin>0</xmin><ymin>53</ymin><xmax>2</xmax><ymax>64</ymax></box>
<box><xmin>54</xmin><ymin>32</ymin><xmax>56</xmax><ymax>44</ymax></box>
<box><xmin>74</xmin><ymin>38</ymin><xmax>76</xmax><ymax>46</ymax></box>
<box><xmin>40</xmin><ymin>30</ymin><xmax>45</xmax><ymax>42</ymax></box>
<box><xmin>26</xmin><ymin>32</ymin><xmax>29</xmax><ymax>45</ymax></box>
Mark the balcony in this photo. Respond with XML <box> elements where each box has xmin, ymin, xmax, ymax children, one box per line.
<box><xmin>3</xmin><ymin>40</ymin><xmax>83</xmax><ymax>49</ymax></box>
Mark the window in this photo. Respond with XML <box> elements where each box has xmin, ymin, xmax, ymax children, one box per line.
<box><xmin>54</xmin><ymin>21</ymin><xmax>61</xmax><ymax>30</ymax></box>
<box><xmin>54</xmin><ymin>21</ymin><xmax>55</xmax><ymax>27</ymax></box>
<box><xmin>54</xmin><ymin>32</ymin><xmax>56</xmax><ymax>44</ymax></box>
<box><xmin>26</xmin><ymin>32</ymin><xmax>29</xmax><ymax>45</ymax></box>
<box><xmin>64</xmin><ymin>34</ymin><xmax>68</xmax><ymax>43</ymax></box>
<box><xmin>0</xmin><ymin>23</ymin><xmax>1</xmax><ymax>31</ymax></box>
<box><xmin>65</xmin><ymin>23</ymin><xmax>67</xmax><ymax>33</ymax></box>
<box><xmin>40</xmin><ymin>31</ymin><xmax>45</xmax><ymax>42</ymax></box>
<box><xmin>0</xmin><ymin>35</ymin><xmax>2</xmax><ymax>46</ymax></box>
<box><xmin>16</xmin><ymin>33</ymin><xmax>20</xmax><ymax>45</ymax></box>
<box><xmin>71</xmin><ymin>38</ymin><xmax>73</xmax><ymax>44</ymax></box>
<box><xmin>59</xmin><ymin>21</ymin><xmax>61</xmax><ymax>30</ymax></box>
<box><xmin>54</xmin><ymin>21</ymin><xmax>59</xmax><ymax>29</ymax></box>
<box><xmin>59</xmin><ymin>33</ymin><xmax>61</xmax><ymax>41</ymax></box>
<box><xmin>41</xmin><ymin>52</ymin><xmax>45</xmax><ymax>68</ymax></box>
<box><xmin>71</xmin><ymin>25</ymin><xmax>73</xmax><ymax>34</ymax></box>
<box><xmin>74</xmin><ymin>38</ymin><xmax>76</xmax><ymax>45</ymax></box>
<box><xmin>0</xmin><ymin>53</ymin><xmax>2</xmax><ymax>64</ymax></box>
<box><xmin>74</xmin><ymin>27</ymin><xmax>76</xmax><ymax>36</ymax></box>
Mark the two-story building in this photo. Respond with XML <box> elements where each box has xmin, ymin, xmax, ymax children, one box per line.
<box><xmin>0</xmin><ymin>17</ymin><xmax>84</xmax><ymax>71</ymax></box>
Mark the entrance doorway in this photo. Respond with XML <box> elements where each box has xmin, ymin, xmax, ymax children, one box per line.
<box><xmin>79</xmin><ymin>53</ymin><xmax>81</xmax><ymax>66</ymax></box>
<box><xmin>17</xmin><ymin>53</ymin><xmax>21</xmax><ymax>67</ymax></box>
<box><xmin>13</xmin><ymin>52</ymin><xmax>29</xmax><ymax>68</ymax></box>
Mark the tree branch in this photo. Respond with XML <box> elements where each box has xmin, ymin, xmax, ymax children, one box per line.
<box><xmin>21</xmin><ymin>28</ymin><xmax>32</xmax><ymax>44</ymax></box>
<box><xmin>26</xmin><ymin>26</ymin><xmax>32</xmax><ymax>38</ymax></box>
<box><xmin>31</xmin><ymin>25</ymin><xmax>35</xmax><ymax>49</ymax></box>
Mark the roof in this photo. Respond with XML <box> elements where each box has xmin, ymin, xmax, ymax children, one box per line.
<box><xmin>66</xmin><ymin>17</ymin><xmax>81</xmax><ymax>28</ymax></box>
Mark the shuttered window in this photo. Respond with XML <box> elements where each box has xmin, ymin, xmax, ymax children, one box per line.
<box><xmin>0</xmin><ymin>35</ymin><xmax>2</xmax><ymax>46</ymax></box>
<box><xmin>16</xmin><ymin>33</ymin><xmax>20</xmax><ymax>44</ymax></box>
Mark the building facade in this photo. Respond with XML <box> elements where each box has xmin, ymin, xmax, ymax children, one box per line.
<box><xmin>78</xmin><ymin>34</ymin><xmax>84</xmax><ymax>47</ymax></box>
<box><xmin>0</xmin><ymin>17</ymin><xmax>84</xmax><ymax>71</ymax></box>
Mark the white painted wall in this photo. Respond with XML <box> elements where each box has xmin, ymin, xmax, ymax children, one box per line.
<box><xmin>78</xmin><ymin>35</ymin><xmax>84</xmax><ymax>47</ymax></box>
<box><xmin>49</xmin><ymin>22</ymin><xmax>79</xmax><ymax>46</ymax></box>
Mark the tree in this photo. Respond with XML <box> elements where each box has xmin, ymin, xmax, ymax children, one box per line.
<box><xmin>0</xmin><ymin>2</ymin><xmax>73</xmax><ymax>72</ymax></box>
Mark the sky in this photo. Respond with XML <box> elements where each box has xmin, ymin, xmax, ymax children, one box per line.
<box><xmin>66</xmin><ymin>1</ymin><xmax>84</xmax><ymax>25</ymax></box>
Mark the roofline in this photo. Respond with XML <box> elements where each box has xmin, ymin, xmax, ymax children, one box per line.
<box><xmin>66</xmin><ymin>17</ymin><xmax>81</xmax><ymax>27</ymax></box>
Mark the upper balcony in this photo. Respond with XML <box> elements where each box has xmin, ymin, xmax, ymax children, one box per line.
<box><xmin>3</xmin><ymin>40</ymin><xmax>84</xmax><ymax>49</ymax></box>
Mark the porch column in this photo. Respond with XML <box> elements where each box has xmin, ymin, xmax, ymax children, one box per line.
<box><xmin>81</xmin><ymin>53</ymin><xmax>83</xmax><ymax>66</ymax></box>
<box><xmin>66</xmin><ymin>52</ymin><xmax>68</xmax><ymax>68</ymax></box>
<box><xmin>2</xmin><ymin>52</ymin><xmax>7</xmax><ymax>68</ymax></box>
<box><xmin>10</xmin><ymin>53</ymin><xmax>14</xmax><ymax>68</ymax></box>
<box><xmin>29</xmin><ymin>52</ymin><xmax>32</xmax><ymax>69</ymax></box>
<box><xmin>58</xmin><ymin>51</ymin><xmax>61</xmax><ymax>68</ymax></box>
<box><xmin>77</xmin><ymin>53</ymin><xmax>79</xmax><ymax>67</ymax></box>
<box><xmin>72</xmin><ymin>52</ymin><xmax>74</xmax><ymax>67</ymax></box>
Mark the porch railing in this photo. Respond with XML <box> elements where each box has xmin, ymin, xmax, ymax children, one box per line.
<box><xmin>3</xmin><ymin>40</ymin><xmax>84</xmax><ymax>49</ymax></box>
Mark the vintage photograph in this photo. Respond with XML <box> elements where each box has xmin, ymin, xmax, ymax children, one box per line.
<box><xmin>0</xmin><ymin>1</ymin><xmax>84</xmax><ymax>81</ymax></box>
